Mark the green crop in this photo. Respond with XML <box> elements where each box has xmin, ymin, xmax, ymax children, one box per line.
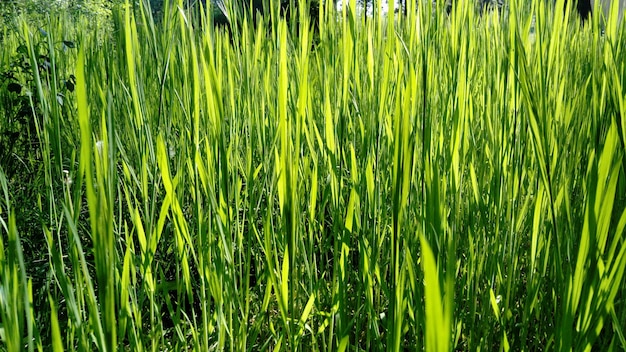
<box><xmin>1</xmin><ymin>0</ymin><xmax>625</xmax><ymax>350</ymax></box>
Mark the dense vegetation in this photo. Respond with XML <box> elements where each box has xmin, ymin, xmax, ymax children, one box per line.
<box><xmin>1</xmin><ymin>0</ymin><xmax>626</xmax><ymax>350</ymax></box>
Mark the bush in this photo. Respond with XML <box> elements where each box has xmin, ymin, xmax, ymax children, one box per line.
<box><xmin>0</xmin><ymin>0</ymin><xmax>122</xmax><ymax>32</ymax></box>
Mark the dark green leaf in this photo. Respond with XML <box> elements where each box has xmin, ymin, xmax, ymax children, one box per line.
<box><xmin>17</xmin><ymin>44</ymin><xmax>28</xmax><ymax>55</ymax></box>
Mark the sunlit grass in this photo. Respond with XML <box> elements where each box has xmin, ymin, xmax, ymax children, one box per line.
<box><xmin>1</xmin><ymin>0</ymin><xmax>626</xmax><ymax>350</ymax></box>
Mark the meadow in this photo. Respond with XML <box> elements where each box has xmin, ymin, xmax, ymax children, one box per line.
<box><xmin>1</xmin><ymin>0</ymin><xmax>625</xmax><ymax>350</ymax></box>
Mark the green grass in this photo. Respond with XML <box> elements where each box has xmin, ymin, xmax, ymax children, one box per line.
<box><xmin>1</xmin><ymin>0</ymin><xmax>626</xmax><ymax>350</ymax></box>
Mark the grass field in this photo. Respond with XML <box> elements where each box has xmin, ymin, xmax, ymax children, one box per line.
<box><xmin>1</xmin><ymin>0</ymin><xmax>626</xmax><ymax>350</ymax></box>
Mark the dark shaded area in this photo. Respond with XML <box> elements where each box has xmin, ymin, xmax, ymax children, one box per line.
<box><xmin>203</xmin><ymin>0</ymin><xmax>320</xmax><ymax>44</ymax></box>
<box><xmin>565</xmin><ymin>0</ymin><xmax>592</xmax><ymax>21</ymax></box>
<box><xmin>577</xmin><ymin>0</ymin><xmax>593</xmax><ymax>20</ymax></box>
<box><xmin>209</xmin><ymin>0</ymin><xmax>320</xmax><ymax>29</ymax></box>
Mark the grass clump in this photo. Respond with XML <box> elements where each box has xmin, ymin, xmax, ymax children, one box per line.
<box><xmin>1</xmin><ymin>0</ymin><xmax>626</xmax><ymax>350</ymax></box>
